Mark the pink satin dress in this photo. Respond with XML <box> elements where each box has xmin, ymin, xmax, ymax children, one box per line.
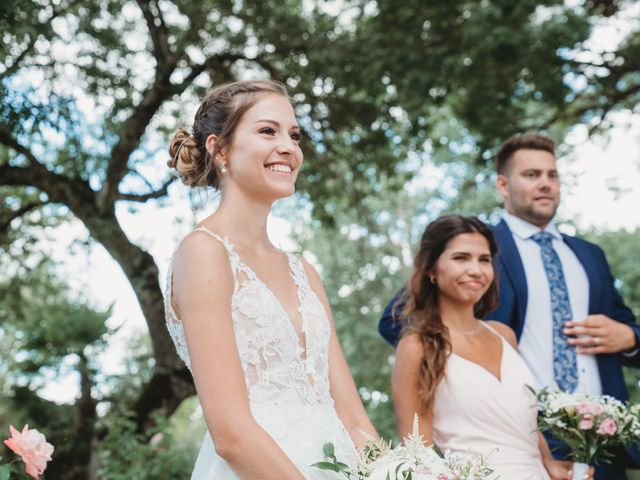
<box><xmin>432</xmin><ymin>322</ymin><xmax>549</xmax><ymax>479</ymax></box>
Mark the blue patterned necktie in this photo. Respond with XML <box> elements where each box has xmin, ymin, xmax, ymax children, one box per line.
<box><xmin>531</xmin><ymin>231</ymin><xmax>578</xmax><ymax>393</ymax></box>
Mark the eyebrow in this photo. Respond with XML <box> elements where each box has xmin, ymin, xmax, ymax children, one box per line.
<box><xmin>255</xmin><ymin>119</ymin><xmax>300</xmax><ymax>130</ymax></box>
<box><xmin>450</xmin><ymin>251</ymin><xmax>492</xmax><ymax>256</ymax></box>
<box><xmin>522</xmin><ymin>168</ymin><xmax>557</xmax><ymax>173</ymax></box>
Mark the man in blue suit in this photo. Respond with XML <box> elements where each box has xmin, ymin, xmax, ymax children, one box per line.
<box><xmin>379</xmin><ymin>133</ymin><xmax>640</xmax><ymax>479</ymax></box>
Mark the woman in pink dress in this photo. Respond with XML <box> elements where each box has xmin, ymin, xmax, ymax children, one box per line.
<box><xmin>391</xmin><ymin>215</ymin><xmax>594</xmax><ymax>480</ymax></box>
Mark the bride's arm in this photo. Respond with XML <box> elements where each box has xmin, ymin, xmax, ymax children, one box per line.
<box><xmin>392</xmin><ymin>334</ymin><xmax>434</xmax><ymax>443</ymax></box>
<box><xmin>172</xmin><ymin>233</ymin><xmax>305</xmax><ymax>480</ymax></box>
<box><xmin>301</xmin><ymin>259</ymin><xmax>380</xmax><ymax>449</ymax></box>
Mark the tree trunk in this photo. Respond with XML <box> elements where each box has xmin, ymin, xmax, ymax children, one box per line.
<box><xmin>79</xmin><ymin>208</ymin><xmax>195</xmax><ymax>429</ymax></box>
<box><xmin>0</xmin><ymin>164</ymin><xmax>196</xmax><ymax>429</ymax></box>
<box><xmin>45</xmin><ymin>354</ymin><xmax>97</xmax><ymax>479</ymax></box>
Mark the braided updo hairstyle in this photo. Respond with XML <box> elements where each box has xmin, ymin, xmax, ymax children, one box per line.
<box><xmin>398</xmin><ymin>215</ymin><xmax>499</xmax><ymax>411</ymax></box>
<box><xmin>167</xmin><ymin>79</ymin><xmax>289</xmax><ymax>188</ymax></box>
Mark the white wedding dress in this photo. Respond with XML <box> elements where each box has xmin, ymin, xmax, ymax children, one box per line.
<box><xmin>164</xmin><ymin>227</ymin><xmax>358</xmax><ymax>479</ymax></box>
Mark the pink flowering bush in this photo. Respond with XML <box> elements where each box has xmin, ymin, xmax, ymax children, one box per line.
<box><xmin>2</xmin><ymin>425</ymin><xmax>54</xmax><ymax>479</ymax></box>
<box><xmin>533</xmin><ymin>387</ymin><xmax>639</xmax><ymax>465</ymax></box>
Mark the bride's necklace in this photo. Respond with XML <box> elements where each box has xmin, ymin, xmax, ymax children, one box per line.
<box><xmin>448</xmin><ymin>322</ymin><xmax>480</xmax><ymax>336</ymax></box>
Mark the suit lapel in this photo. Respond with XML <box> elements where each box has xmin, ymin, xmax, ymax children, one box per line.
<box><xmin>561</xmin><ymin>235</ymin><xmax>601</xmax><ymax>314</ymax></box>
<box><xmin>494</xmin><ymin>220</ymin><xmax>528</xmax><ymax>332</ymax></box>
<box><xmin>561</xmin><ymin>234</ymin><xmax>616</xmax><ymax>396</ymax></box>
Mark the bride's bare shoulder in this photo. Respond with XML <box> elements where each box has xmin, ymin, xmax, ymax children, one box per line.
<box><xmin>172</xmin><ymin>229</ymin><xmax>234</xmax><ymax>286</ymax></box>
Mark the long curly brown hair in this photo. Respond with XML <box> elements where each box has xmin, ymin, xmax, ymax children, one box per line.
<box><xmin>398</xmin><ymin>215</ymin><xmax>499</xmax><ymax>411</ymax></box>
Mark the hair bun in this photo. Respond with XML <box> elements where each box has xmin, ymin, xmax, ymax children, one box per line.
<box><xmin>167</xmin><ymin>128</ymin><xmax>200</xmax><ymax>185</ymax></box>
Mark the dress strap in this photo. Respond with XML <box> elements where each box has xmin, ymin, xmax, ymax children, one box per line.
<box><xmin>479</xmin><ymin>321</ymin><xmax>503</xmax><ymax>339</ymax></box>
<box><xmin>192</xmin><ymin>226</ymin><xmax>255</xmax><ymax>290</ymax></box>
<box><xmin>193</xmin><ymin>225</ymin><xmax>227</xmax><ymax>246</ymax></box>
<box><xmin>286</xmin><ymin>253</ymin><xmax>311</xmax><ymax>300</ymax></box>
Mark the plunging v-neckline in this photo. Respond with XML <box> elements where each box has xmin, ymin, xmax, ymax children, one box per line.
<box><xmin>216</xmin><ymin>233</ymin><xmax>309</xmax><ymax>355</ymax></box>
<box><xmin>450</xmin><ymin>325</ymin><xmax>505</xmax><ymax>383</ymax></box>
<box><xmin>245</xmin><ymin>260</ymin><xmax>308</xmax><ymax>350</ymax></box>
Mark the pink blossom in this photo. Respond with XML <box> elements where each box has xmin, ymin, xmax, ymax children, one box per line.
<box><xmin>576</xmin><ymin>401</ymin><xmax>593</xmax><ymax>415</ymax></box>
<box><xmin>590</xmin><ymin>404</ymin><xmax>604</xmax><ymax>416</ymax></box>
<box><xmin>576</xmin><ymin>400</ymin><xmax>604</xmax><ymax>416</ymax></box>
<box><xmin>597</xmin><ymin>418</ymin><xmax>618</xmax><ymax>436</ymax></box>
<box><xmin>3</xmin><ymin>425</ymin><xmax>54</xmax><ymax>479</ymax></box>
<box><xmin>579</xmin><ymin>415</ymin><xmax>594</xmax><ymax>430</ymax></box>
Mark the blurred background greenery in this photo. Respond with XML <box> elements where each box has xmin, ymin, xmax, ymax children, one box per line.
<box><xmin>1</xmin><ymin>0</ymin><xmax>639</xmax><ymax>478</ymax></box>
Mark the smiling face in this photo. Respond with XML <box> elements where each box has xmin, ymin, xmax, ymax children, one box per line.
<box><xmin>496</xmin><ymin>148</ymin><xmax>560</xmax><ymax>228</ymax></box>
<box><xmin>214</xmin><ymin>93</ymin><xmax>303</xmax><ymax>202</ymax></box>
<box><xmin>432</xmin><ymin>233</ymin><xmax>494</xmax><ymax>307</ymax></box>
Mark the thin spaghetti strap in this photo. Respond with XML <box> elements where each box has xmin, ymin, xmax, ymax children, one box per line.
<box><xmin>193</xmin><ymin>225</ymin><xmax>227</xmax><ymax>244</ymax></box>
<box><xmin>479</xmin><ymin>320</ymin><xmax>502</xmax><ymax>338</ymax></box>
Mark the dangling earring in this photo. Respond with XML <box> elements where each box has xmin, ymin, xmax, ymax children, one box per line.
<box><xmin>430</xmin><ymin>276</ymin><xmax>437</xmax><ymax>285</ymax></box>
<box><xmin>220</xmin><ymin>162</ymin><xmax>228</xmax><ymax>174</ymax></box>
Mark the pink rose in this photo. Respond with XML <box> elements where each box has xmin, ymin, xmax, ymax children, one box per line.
<box><xmin>576</xmin><ymin>401</ymin><xmax>592</xmax><ymax>415</ymax></box>
<box><xmin>579</xmin><ymin>415</ymin><xmax>594</xmax><ymax>430</ymax></box>
<box><xmin>3</xmin><ymin>425</ymin><xmax>54</xmax><ymax>479</ymax></box>
<box><xmin>597</xmin><ymin>418</ymin><xmax>618</xmax><ymax>436</ymax></box>
<box><xmin>590</xmin><ymin>404</ymin><xmax>604</xmax><ymax>416</ymax></box>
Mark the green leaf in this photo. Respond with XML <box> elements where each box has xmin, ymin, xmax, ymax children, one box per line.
<box><xmin>311</xmin><ymin>461</ymin><xmax>341</xmax><ymax>472</ymax></box>
<box><xmin>432</xmin><ymin>442</ymin><xmax>445</xmax><ymax>458</ymax></box>
<box><xmin>322</xmin><ymin>442</ymin><xmax>335</xmax><ymax>458</ymax></box>
<box><xmin>0</xmin><ymin>465</ymin><xmax>11</xmax><ymax>480</ymax></box>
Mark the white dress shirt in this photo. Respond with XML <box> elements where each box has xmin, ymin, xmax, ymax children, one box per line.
<box><xmin>503</xmin><ymin>213</ymin><xmax>602</xmax><ymax>395</ymax></box>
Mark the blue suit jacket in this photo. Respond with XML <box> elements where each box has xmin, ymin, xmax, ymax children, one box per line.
<box><xmin>379</xmin><ymin>219</ymin><xmax>640</xmax><ymax>477</ymax></box>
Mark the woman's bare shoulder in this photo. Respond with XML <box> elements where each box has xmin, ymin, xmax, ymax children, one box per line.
<box><xmin>485</xmin><ymin>320</ymin><xmax>518</xmax><ymax>349</ymax></box>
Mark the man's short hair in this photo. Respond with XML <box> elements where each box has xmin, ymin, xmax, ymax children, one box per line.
<box><xmin>495</xmin><ymin>133</ymin><xmax>556</xmax><ymax>174</ymax></box>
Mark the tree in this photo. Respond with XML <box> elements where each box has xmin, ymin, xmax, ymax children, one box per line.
<box><xmin>0</xmin><ymin>250</ymin><xmax>110</xmax><ymax>478</ymax></box>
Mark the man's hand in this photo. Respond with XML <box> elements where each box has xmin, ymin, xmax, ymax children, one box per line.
<box><xmin>564</xmin><ymin>314</ymin><xmax>637</xmax><ymax>355</ymax></box>
<box><xmin>543</xmin><ymin>458</ymin><xmax>594</xmax><ymax>480</ymax></box>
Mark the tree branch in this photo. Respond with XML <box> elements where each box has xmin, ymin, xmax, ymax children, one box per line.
<box><xmin>0</xmin><ymin>128</ymin><xmax>42</xmax><ymax>167</ymax></box>
<box><xmin>0</xmin><ymin>39</ymin><xmax>35</xmax><ymax>80</ymax></box>
<box><xmin>0</xmin><ymin>200</ymin><xmax>48</xmax><ymax>232</ymax></box>
<box><xmin>587</xmin><ymin>82</ymin><xmax>640</xmax><ymax>135</ymax></box>
<box><xmin>0</xmin><ymin>132</ymin><xmax>96</xmax><ymax>209</ymax></box>
<box><xmin>116</xmin><ymin>177</ymin><xmax>175</xmax><ymax>202</ymax></box>
<box><xmin>171</xmin><ymin>53</ymin><xmax>243</xmax><ymax>93</ymax></box>
<box><xmin>99</xmin><ymin>74</ymin><xmax>175</xmax><ymax>211</ymax></box>
<box><xmin>135</xmin><ymin>0</ymin><xmax>172</xmax><ymax>66</ymax></box>
<box><xmin>540</xmin><ymin>80</ymin><xmax>640</xmax><ymax>132</ymax></box>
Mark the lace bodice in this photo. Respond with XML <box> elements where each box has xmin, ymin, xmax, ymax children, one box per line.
<box><xmin>164</xmin><ymin>227</ymin><xmax>333</xmax><ymax>407</ymax></box>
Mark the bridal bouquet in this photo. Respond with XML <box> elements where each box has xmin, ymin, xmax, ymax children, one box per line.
<box><xmin>533</xmin><ymin>387</ymin><xmax>640</xmax><ymax>469</ymax></box>
<box><xmin>313</xmin><ymin>416</ymin><xmax>494</xmax><ymax>479</ymax></box>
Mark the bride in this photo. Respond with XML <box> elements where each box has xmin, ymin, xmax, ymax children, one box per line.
<box><xmin>164</xmin><ymin>79</ymin><xmax>378</xmax><ymax>479</ymax></box>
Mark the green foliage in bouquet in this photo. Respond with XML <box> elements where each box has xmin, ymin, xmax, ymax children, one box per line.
<box><xmin>312</xmin><ymin>442</ymin><xmax>353</xmax><ymax>477</ymax></box>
